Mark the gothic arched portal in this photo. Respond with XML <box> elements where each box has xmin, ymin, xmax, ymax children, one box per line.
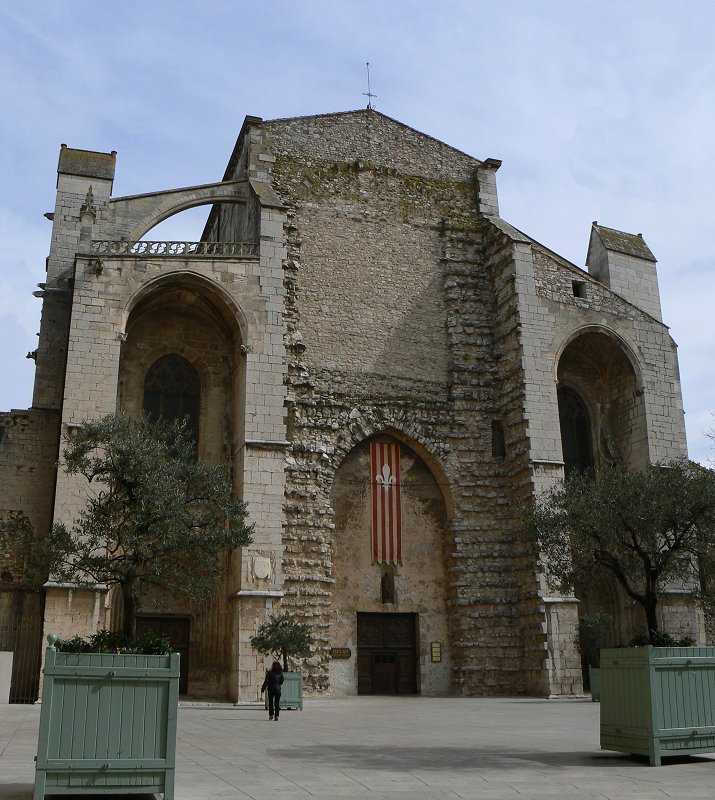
<box><xmin>328</xmin><ymin>433</ymin><xmax>451</xmax><ymax>696</ymax></box>
<box><xmin>556</xmin><ymin>329</ymin><xmax>650</xmax><ymax>674</ymax></box>
<box><xmin>117</xmin><ymin>277</ymin><xmax>243</xmax><ymax>699</ymax></box>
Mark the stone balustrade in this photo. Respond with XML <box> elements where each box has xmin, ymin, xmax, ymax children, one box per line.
<box><xmin>90</xmin><ymin>240</ymin><xmax>259</xmax><ymax>257</ymax></box>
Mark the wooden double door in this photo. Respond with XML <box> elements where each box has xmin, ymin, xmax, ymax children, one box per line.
<box><xmin>357</xmin><ymin>613</ymin><xmax>417</xmax><ymax>695</ymax></box>
<box><xmin>136</xmin><ymin>616</ymin><xmax>190</xmax><ymax>694</ymax></box>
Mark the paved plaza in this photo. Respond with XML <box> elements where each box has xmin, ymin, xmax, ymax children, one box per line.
<box><xmin>2</xmin><ymin>696</ymin><xmax>715</xmax><ymax>800</ymax></box>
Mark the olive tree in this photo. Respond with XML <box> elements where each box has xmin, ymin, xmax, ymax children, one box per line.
<box><xmin>528</xmin><ymin>460</ymin><xmax>715</xmax><ymax>643</ymax></box>
<box><xmin>249</xmin><ymin>612</ymin><xmax>312</xmax><ymax>670</ymax></box>
<box><xmin>5</xmin><ymin>413</ymin><xmax>253</xmax><ymax>636</ymax></box>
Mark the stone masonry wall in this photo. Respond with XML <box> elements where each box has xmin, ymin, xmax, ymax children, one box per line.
<box><xmin>0</xmin><ymin>409</ymin><xmax>62</xmax><ymax>700</ymax></box>
<box><xmin>0</xmin><ymin>409</ymin><xmax>60</xmax><ymax>582</ymax></box>
<box><xmin>513</xmin><ymin>233</ymin><xmax>692</xmax><ymax>669</ymax></box>
<box><xmin>38</xmin><ymin>164</ymin><xmax>288</xmax><ymax>693</ymax></box>
<box><xmin>437</xmin><ymin>215</ymin><xmax>551</xmax><ymax>695</ymax></box>
<box><xmin>221</xmin><ymin>110</ymin><xmax>565</xmax><ymax>695</ymax></box>
<box><xmin>479</xmin><ymin>219</ymin><xmax>567</xmax><ymax>694</ymax></box>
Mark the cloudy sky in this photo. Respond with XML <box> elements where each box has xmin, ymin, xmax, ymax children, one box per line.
<box><xmin>1</xmin><ymin>1</ymin><xmax>713</xmax><ymax>462</ymax></box>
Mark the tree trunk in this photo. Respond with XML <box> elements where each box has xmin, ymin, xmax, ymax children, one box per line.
<box><xmin>699</xmin><ymin>555</ymin><xmax>715</xmax><ymax>642</ymax></box>
<box><xmin>644</xmin><ymin>596</ymin><xmax>659</xmax><ymax>642</ymax></box>
<box><xmin>121</xmin><ymin>582</ymin><xmax>138</xmax><ymax>638</ymax></box>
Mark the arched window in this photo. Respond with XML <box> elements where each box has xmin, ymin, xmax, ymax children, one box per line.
<box><xmin>143</xmin><ymin>354</ymin><xmax>200</xmax><ymax>447</ymax></box>
<box><xmin>558</xmin><ymin>387</ymin><xmax>594</xmax><ymax>477</ymax></box>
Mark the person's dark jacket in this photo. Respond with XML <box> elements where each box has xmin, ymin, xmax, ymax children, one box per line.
<box><xmin>261</xmin><ymin>669</ymin><xmax>284</xmax><ymax>694</ymax></box>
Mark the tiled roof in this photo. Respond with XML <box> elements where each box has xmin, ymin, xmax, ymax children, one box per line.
<box><xmin>594</xmin><ymin>224</ymin><xmax>656</xmax><ymax>262</ymax></box>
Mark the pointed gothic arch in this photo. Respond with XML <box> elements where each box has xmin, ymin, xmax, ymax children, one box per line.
<box><xmin>331</xmin><ymin>422</ymin><xmax>454</xmax><ymax>522</ymax></box>
<box><xmin>553</xmin><ymin>324</ymin><xmax>644</xmax><ymax>391</ymax></box>
<box><xmin>119</xmin><ymin>271</ymin><xmax>248</xmax><ymax>470</ymax></box>
<box><xmin>556</xmin><ymin>328</ymin><xmax>648</xmax><ymax>467</ymax></box>
<box><xmin>116</xmin><ymin>270</ymin><xmax>248</xmax><ymax>699</ymax></box>
<box><xmin>326</xmin><ymin>430</ymin><xmax>453</xmax><ymax>696</ymax></box>
<box><xmin>122</xmin><ymin>271</ymin><xmax>248</xmax><ymax>347</ymax></box>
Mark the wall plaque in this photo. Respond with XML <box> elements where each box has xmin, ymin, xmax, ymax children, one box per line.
<box><xmin>330</xmin><ymin>647</ymin><xmax>352</xmax><ymax>659</ymax></box>
<box><xmin>253</xmin><ymin>557</ymin><xmax>271</xmax><ymax>580</ymax></box>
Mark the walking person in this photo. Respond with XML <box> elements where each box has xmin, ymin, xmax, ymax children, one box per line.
<box><xmin>261</xmin><ymin>660</ymin><xmax>284</xmax><ymax>721</ymax></box>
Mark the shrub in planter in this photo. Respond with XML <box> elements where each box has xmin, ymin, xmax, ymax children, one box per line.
<box><xmin>250</xmin><ymin>613</ymin><xmax>312</xmax><ymax>710</ymax></box>
<box><xmin>55</xmin><ymin>629</ymin><xmax>171</xmax><ymax>654</ymax></box>
<box><xmin>628</xmin><ymin>630</ymin><xmax>695</xmax><ymax>648</ymax></box>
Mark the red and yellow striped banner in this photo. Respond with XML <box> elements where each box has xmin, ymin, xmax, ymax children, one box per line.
<box><xmin>370</xmin><ymin>441</ymin><xmax>402</xmax><ymax>564</ymax></box>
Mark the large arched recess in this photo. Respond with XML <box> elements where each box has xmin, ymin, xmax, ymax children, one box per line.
<box><xmin>120</xmin><ymin>272</ymin><xmax>249</xmax><ymax>350</ymax></box>
<box><xmin>329</xmin><ymin>431</ymin><xmax>452</xmax><ymax>696</ymax></box>
<box><xmin>117</xmin><ymin>272</ymin><xmax>246</xmax><ymax>699</ymax></box>
<box><xmin>556</xmin><ymin>327</ymin><xmax>647</xmax><ymax>468</ymax></box>
<box><xmin>119</xmin><ymin>272</ymin><xmax>246</xmax><ymax>467</ymax></box>
<box><xmin>555</xmin><ymin>328</ymin><xmax>648</xmax><ymax>670</ymax></box>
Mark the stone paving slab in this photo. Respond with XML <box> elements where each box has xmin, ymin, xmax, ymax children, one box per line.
<box><xmin>2</xmin><ymin>697</ymin><xmax>715</xmax><ymax>800</ymax></box>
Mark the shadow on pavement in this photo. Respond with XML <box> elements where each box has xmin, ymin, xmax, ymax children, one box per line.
<box><xmin>267</xmin><ymin>744</ymin><xmax>637</xmax><ymax>771</ymax></box>
<box><xmin>268</xmin><ymin>744</ymin><xmax>715</xmax><ymax>772</ymax></box>
<box><xmin>0</xmin><ymin>785</ymin><xmax>33</xmax><ymax>800</ymax></box>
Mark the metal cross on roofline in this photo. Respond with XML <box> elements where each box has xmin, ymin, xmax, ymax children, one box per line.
<box><xmin>362</xmin><ymin>62</ymin><xmax>377</xmax><ymax>110</ymax></box>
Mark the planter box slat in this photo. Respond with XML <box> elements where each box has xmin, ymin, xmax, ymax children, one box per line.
<box><xmin>41</xmin><ymin>771</ymin><xmax>166</xmax><ymax>793</ymax></box>
<box><xmin>658</xmin><ymin>725</ymin><xmax>715</xmax><ymax>736</ymax></box>
<box><xmin>600</xmin><ymin>646</ymin><xmax>715</xmax><ymax>766</ymax></box>
<box><xmin>37</xmin><ymin>758</ymin><xmax>173</xmax><ymax>769</ymax></box>
<box><xmin>46</xmin><ymin>667</ymin><xmax>175</xmax><ymax>677</ymax></box>
<box><xmin>35</xmin><ymin>647</ymin><xmax>179</xmax><ymax>800</ymax></box>
<box><xmin>45</xmin><ymin>679</ymin><xmax>172</xmax><ymax>759</ymax></box>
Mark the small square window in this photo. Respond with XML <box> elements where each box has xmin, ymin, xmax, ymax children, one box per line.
<box><xmin>572</xmin><ymin>281</ymin><xmax>587</xmax><ymax>299</ymax></box>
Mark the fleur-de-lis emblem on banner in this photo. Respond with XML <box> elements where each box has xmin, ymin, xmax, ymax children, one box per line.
<box><xmin>370</xmin><ymin>441</ymin><xmax>402</xmax><ymax>565</ymax></box>
<box><xmin>376</xmin><ymin>463</ymin><xmax>397</xmax><ymax>493</ymax></box>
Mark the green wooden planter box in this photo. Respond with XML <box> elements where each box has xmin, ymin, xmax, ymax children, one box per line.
<box><xmin>600</xmin><ymin>646</ymin><xmax>715</xmax><ymax>766</ymax></box>
<box><xmin>281</xmin><ymin>671</ymin><xmax>303</xmax><ymax>709</ymax></box>
<box><xmin>34</xmin><ymin>642</ymin><xmax>180</xmax><ymax>800</ymax></box>
<box><xmin>263</xmin><ymin>671</ymin><xmax>303</xmax><ymax>711</ymax></box>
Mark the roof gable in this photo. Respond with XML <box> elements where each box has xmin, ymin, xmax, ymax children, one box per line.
<box><xmin>259</xmin><ymin>108</ymin><xmax>483</xmax><ymax>184</ymax></box>
<box><xmin>264</xmin><ymin>108</ymin><xmax>482</xmax><ymax>165</ymax></box>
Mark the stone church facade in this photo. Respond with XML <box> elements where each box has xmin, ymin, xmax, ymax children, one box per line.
<box><xmin>0</xmin><ymin>110</ymin><xmax>699</xmax><ymax>702</ymax></box>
